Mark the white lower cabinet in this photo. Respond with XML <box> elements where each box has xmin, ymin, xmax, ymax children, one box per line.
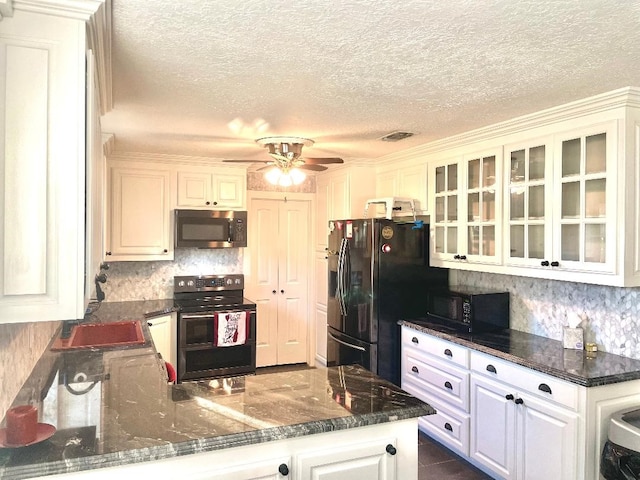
<box><xmin>470</xmin><ymin>373</ymin><xmax>578</xmax><ymax>480</ymax></box>
<box><xmin>40</xmin><ymin>419</ymin><xmax>416</xmax><ymax>480</ymax></box>
<box><xmin>295</xmin><ymin>437</ymin><xmax>396</xmax><ymax>479</ymax></box>
<box><xmin>401</xmin><ymin>325</ymin><xmax>608</xmax><ymax>480</ymax></box>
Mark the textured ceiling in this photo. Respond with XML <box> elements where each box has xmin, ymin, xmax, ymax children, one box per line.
<box><xmin>101</xmin><ymin>0</ymin><xmax>640</xmax><ymax>164</ymax></box>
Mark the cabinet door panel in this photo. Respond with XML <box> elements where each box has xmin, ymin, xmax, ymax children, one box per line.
<box><xmin>296</xmin><ymin>438</ymin><xmax>396</xmax><ymax>480</ymax></box>
<box><xmin>470</xmin><ymin>376</ymin><xmax>516</xmax><ymax>479</ymax></box>
<box><xmin>108</xmin><ymin>166</ymin><xmax>172</xmax><ymax>260</ymax></box>
<box><xmin>518</xmin><ymin>395</ymin><xmax>578</xmax><ymax>480</ymax></box>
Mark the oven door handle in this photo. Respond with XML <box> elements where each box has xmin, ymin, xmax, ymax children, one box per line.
<box><xmin>178</xmin><ymin>312</ymin><xmax>216</xmax><ymax>320</ymax></box>
<box><xmin>328</xmin><ymin>331</ymin><xmax>366</xmax><ymax>352</ymax></box>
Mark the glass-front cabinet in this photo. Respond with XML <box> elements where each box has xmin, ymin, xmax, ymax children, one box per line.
<box><xmin>504</xmin><ymin>123</ymin><xmax>616</xmax><ymax>274</ymax></box>
<box><xmin>505</xmin><ymin>139</ymin><xmax>553</xmax><ymax>267</ymax></box>
<box><xmin>431</xmin><ymin>149</ymin><xmax>503</xmax><ymax>266</ymax></box>
<box><xmin>553</xmin><ymin>124</ymin><xmax>615</xmax><ymax>273</ymax></box>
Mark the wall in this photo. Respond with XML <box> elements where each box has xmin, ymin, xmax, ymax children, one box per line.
<box><xmin>455</xmin><ymin>271</ymin><xmax>640</xmax><ymax>360</ymax></box>
<box><xmin>103</xmin><ymin>248</ymin><xmax>244</xmax><ymax>302</ymax></box>
<box><xmin>0</xmin><ymin>321</ymin><xmax>59</xmax><ymax>421</ymax></box>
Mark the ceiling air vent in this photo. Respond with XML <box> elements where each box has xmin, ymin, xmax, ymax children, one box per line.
<box><xmin>380</xmin><ymin>131</ymin><xmax>414</xmax><ymax>142</ymax></box>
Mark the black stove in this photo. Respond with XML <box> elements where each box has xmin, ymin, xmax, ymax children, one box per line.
<box><xmin>173</xmin><ymin>274</ymin><xmax>256</xmax><ymax>312</ymax></box>
<box><xmin>173</xmin><ymin>274</ymin><xmax>257</xmax><ymax>383</ymax></box>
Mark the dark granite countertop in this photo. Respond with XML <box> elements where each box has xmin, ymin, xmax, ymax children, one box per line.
<box><xmin>0</xmin><ymin>301</ymin><xmax>432</xmax><ymax>480</ymax></box>
<box><xmin>400</xmin><ymin>318</ymin><xmax>640</xmax><ymax>387</ymax></box>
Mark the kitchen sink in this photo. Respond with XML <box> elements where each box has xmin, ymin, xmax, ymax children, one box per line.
<box><xmin>52</xmin><ymin>320</ymin><xmax>145</xmax><ymax>350</ymax></box>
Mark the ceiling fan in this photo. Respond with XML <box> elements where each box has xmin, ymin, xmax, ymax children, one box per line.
<box><xmin>222</xmin><ymin>136</ymin><xmax>344</xmax><ymax>186</ymax></box>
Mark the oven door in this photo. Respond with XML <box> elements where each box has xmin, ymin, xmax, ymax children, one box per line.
<box><xmin>326</xmin><ymin>326</ymin><xmax>377</xmax><ymax>373</ymax></box>
<box><xmin>177</xmin><ymin>310</ymin><xmax>256</xmax><ymax>383</ymax></box>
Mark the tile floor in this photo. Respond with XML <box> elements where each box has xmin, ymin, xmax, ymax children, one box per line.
<box><xmin>418</xmin><ymin>432</ymin><xmax>493</xmax><ymax>479</ymax></box>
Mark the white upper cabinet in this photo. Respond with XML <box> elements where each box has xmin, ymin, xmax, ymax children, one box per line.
<box><xmin>430</xmin><ymin>148</ymin><xmax>503</xmax><ymax>267</ymax></box>
<box><xmin>374</xmin><ymin>163</ymin><xmax>428</xmax><ymax>216</ymax></box>
<box><xmin>424</xmin><ymin>89</ymin><xmax>640</xmax><ymax>286</ymax></box>
<box><xmin>175</xmin><ymin>166</ymin><xmax>246</xmax><ymax>209</ymax></box>
<box><xmin>0</xmin><ymin>4</ymin><xmax>105</xmax><ymax>322</ymax></box>
<box><xmin>106</xmin><ymin>160</ymin><xmax>173</xmax><ymax>261</ymax></box>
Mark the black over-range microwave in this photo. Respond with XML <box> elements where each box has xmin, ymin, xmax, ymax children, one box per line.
<box><xmin>427</xmin><ymin>286</ymin><xmax>509</xmax><ymax>333</ymax></box>
<box><xmin>174</xmin><ymin>209</ymin><xmax>247</xmax><ymax>248</ymax></box>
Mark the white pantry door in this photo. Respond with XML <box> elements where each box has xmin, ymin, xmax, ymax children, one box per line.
<box><xmin>249</xmin><ymin>197</ymin><xmax>310</xmax><ymax>367</ymax></box>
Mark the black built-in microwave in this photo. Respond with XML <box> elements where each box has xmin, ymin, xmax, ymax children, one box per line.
<box><xmin>174</xmin><ymin>209</ymin><xmax>247</xmax><ymax>249</ymax></box>
<box><xmin>427</xmin><ymin>287</ymin><xmax>509</xmax><ymax>333</ymax></box>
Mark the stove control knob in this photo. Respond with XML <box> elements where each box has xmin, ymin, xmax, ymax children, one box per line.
<box><xmin>226</xmin><ymin>278</ymin><xmax>233</xmax><ymax>285</ymax></box>
<box><xmin>235</xmin><ymin>278</ymin><xmax>242</xmax><ymax>284</ymax></box>
<box><xmin>187</xmin><ymin>280</ymin><xmax>194</xmax><ymax>287</ymax></box>
<box><xmin>381</xmin><ymin>243</ymin><xmax>392</xmax><ymax>253</ymax></box>
<box><xmin>177</xmin><ymin>280</ymin><xmax>185</xmax><ymax>287</ymax></box>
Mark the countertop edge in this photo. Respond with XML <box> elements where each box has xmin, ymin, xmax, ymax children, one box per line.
<box><xmin>399</xmin><ymin>320</ymin><xmax>640</xmax><ymax>388</ymax></box>
<box><xmin>1</xmin><ymin>405</ymin><xmax>433</xmax><ymax>479</ymax></box>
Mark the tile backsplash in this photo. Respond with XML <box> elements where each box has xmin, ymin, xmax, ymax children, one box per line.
<box><xmin>103</xmin><ymin>248</ymin><xmax>244</xmax><ymax>301</ymax></box>
<box><xmin>455</xmin><ymin>271</ymin><xmax>640</xmax><ymax>360</ymax></box>
<box><xmin>0</xmin><ymin>321</ymin><xmax>59</xmax><ymax>421</ymax></box>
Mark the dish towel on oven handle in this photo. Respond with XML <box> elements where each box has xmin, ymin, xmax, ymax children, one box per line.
<box><xmin>214</xmin><ymin>311</ymin><xmax>249</xmax><ymax>347</ymax></box>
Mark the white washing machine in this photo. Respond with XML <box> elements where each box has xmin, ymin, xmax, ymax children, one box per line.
<box><xmin>601</xmin><ymin>407</ymin><xmax>640</xmax><ymax>479</ymax></box>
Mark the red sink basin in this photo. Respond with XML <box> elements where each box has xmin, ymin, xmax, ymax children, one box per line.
<box><xmin>52</xmin><ymin>320</ymin><xmax>145</xmax><ymax>350</ymax></box>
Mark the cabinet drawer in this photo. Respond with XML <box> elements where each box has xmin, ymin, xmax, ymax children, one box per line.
<box><xmin>470</xmin><ymin>351</ymin><xmax>579</xmax><ymax>410</ymax></box>
<box><xmin>402</xmin><ymin>327</ymin><xmax>469</xmax><ymax>368</ymax></box>
<box><xmin>403</xmin><ymin>383</ymin><xmax>469</xmax><ymax>456</ymax></box>
<box><xmin>403</xmin><ymin>350</ymin><xmax>469</xmax><ymax>412</ymax></box>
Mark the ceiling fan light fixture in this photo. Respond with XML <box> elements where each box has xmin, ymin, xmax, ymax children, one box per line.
<box><xmin>265</xmin><ymin>166</ymin><xmax>306</xmax><ymax>187</ymax></box>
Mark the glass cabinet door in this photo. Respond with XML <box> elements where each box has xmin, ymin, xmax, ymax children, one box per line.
<box><xmin>433</xmin><ymin>161</ymin><xmax>459</xmax><ymax>255</ymax></box>
<box><xmin>465</xmin><ymin>153</ymin><xmax>499</xmax><ymax>259</ymax></box>
<box><xmin>506</xmin><ymin>142</ymin><xmax>550</xmax><ymax>265</ymax></box>
<box><xmin>559</xmin><ymin>131</ymin><xmax>608</xmax><ymax>264</ymax></box>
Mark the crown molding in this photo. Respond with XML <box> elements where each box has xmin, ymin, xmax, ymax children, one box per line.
<box><xmin>108</xmin><ymin>151</ymin><xmax>251</xmax><ymax>169</ymax></box>
<box><xmin>13</xmin><ymin>0</ymin><xmax>104</xmax><ymax>19</ymax></box>
<box><xmin>377</xmin><ymin>86</ymin><xmax>640</xmax><ymax>166</ymax></box>
<box><xmin>87</xmin><ymin>0</ymin><xmax>112</xmax><ymax>113</ymax></box>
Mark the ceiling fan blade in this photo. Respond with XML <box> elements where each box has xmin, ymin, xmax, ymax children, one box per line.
<box><xmin>303</xmin><ymin>157</ymin><xmax>344</xmax><ymax>165</ymax></box>
<box><xmin>299</xmin><ymin>164</ymin><xmax>328</xmax><ymax>171</ymax></box>
<box><xmin>222</xmin><ymin>159</ymin><xmax>272</xmax><ymax>163</ymax></box>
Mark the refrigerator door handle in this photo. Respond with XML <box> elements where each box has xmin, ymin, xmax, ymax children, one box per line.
<box><xmin>328</xmin><ymin>331</ymin><xmax>366</xmax><ymax>352</ymax></box>
<box><xmin>337</xmin><ymin>238</ymin><xmax>348</xmax><ymax>316</ymax></box>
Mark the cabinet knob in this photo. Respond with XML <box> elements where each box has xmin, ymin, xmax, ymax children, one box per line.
<box><xmin>385</xmin><ymin>444</ymin><xmax>397</xmax><ymax>456</ymax></box>
<box><xmin>444</xmin><ymin>422</ymin><xmax>453</xmax><ymax>432</ymax></box>
<box><xmin>541</xmin><ymin>260</ymin><xmax>550</xmax><ymax>267</ymax></box>
<box><xmin>505</xmin><ymin>394</ymin><xmax>514</xmax><ymax>401</ymax></box>
<box><xmin>147</xmin><ymin>322</ymin><xmax>152</xmax><ymax>327</ymax></box>
<box><xmin>205</xmin><ymin>201</ymin><xmax>210</xmax><ymax>205</ymax></box>
<box><xmin>411</xmin><ymin>337</ymin><xmax>419</xmax><ymax>344</ymax></box>
<box><xmin>163</xmin><ymin>249</ymin><xmax>168</xmax><ymax>253</ymax></box>
<box><xmin>213</xmin><ymin>201</ymin><xmax>218</xmax><ymax>206</ymax></box>
<box><xmin>272</xmin><ymin>290</ymin><xmax>277</xmax><ymax>294</ymax></box>
<box><xmin>278</xmin><ymin>463</ymin><xmax>289</xmax><ymax>476</ymax></box>
<box><xmin>280</xmin><ymin>289</ymin><xmax>285</xmax><ymax>294</ymax></box>
<box><xmin>515</xmin><ymin>398</ymin><xmax>524</xmax><ymax>405</ymax></box>
<box><xmin>444</xmin><ymin>348</ymin><xmax>452</xmax><ymax>357</ymax></box>
<box><xmin>453</xmin><ymin>254</ymin><xmax>461</xmax><ymax>260</ymax></box>
<box><xmin>538</xmin><ymin>383</ymin><xmax>552</xmax><ymax>394</ymax></box>
<box><xmin>444</xmin><ymin>381</ymin><xmax>453</xmax><ymax>390</ymax></box>
<box><xmin>411</xmin><ymin>365</ymin><xmax>419</xmax><ymax>374</ymax></box>
<box><xmin>550</xmin><ymin>261</ymin><xmax>559</xmax><ymax>267</ymax></box>
<box><xmin>486</xmin><ymin>364</ymin><xmax>497</xmax><ymax>374</ymax></box>
<box><xmin>105</xmin><ymin>251</ymin><xmax>112</xmax><ymax>256</ymax></box>
<box><xmin>459</xmin><ymin>255</ymin><xmax>467</xmax><ymax>260</ymax></box>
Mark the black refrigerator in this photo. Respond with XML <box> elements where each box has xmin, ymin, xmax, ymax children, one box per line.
<box><xmin>326</xmin><ymin>218</ymin><xmax>448</xmax><ymax>386</ymax></box>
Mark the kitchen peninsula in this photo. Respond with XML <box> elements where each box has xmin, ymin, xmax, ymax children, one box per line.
<box><xmin>0</xmin><ymin>302</ymin><xmax>432</xmax><ymax>480</ymax></box>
